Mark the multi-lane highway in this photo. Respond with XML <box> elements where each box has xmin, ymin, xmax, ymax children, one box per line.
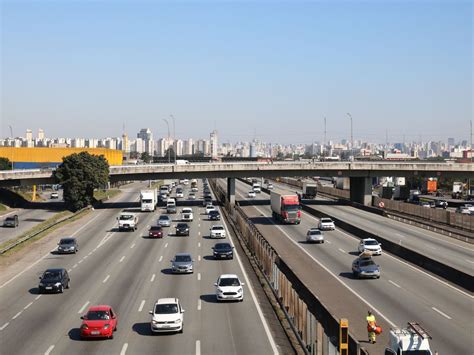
<box><xmin>228</xmin><ymin>178</ymin><xmax>473</xmax><ymax>355</ymax></box>
<box><xmin>271</xmin><ymin>180</ymin><xmax>473</xmax><ymax>275</ymax></box>
<box><xmin>0</xmin><ymin>181</ymin><xmax>282</xmax><ymax>355</ymax></box>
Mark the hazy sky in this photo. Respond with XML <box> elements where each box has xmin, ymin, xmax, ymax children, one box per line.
<box><xmin>1</xmin><ymin>0</ymin><xmax>472</xmax><ymax>144</ymax></box>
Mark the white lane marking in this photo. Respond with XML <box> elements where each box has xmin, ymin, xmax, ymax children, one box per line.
<box><xmin>395</xmin><ymin>233</ymin><xmax>406</xmax><ymax>238</ymax></box>
<box><xmin>44</xmin><ymin>345</ymin><xmax>55</xmax><ymax>355</ymax></box>
<box><xmin>338</xmin><ymin>248</ymin><xmax>346</xmax><ymax>253</ymax></box>
<box><xmin>103</xmin><ymin>275</ymin><xmax>110</xmax><ymax>283</ymax></box>
<box><xmin>432</xmin><ymin>307</ymin><xmax>452</xmax><ymax>319</ymax></box>
<box><xmin>314</xmin><ymin>214</ymin><xmax>474</xmax><ymax>299</ymax></box>
<box><xmin>388</xmin><ymin>280</ymin><xmax>401</xmax><ymax>288</ymax></box>
<box><xmin>159</xmin><ymin>256</ymin><xmax>163</xmax><ymax>262</ymax></box>
<box><xmin>68</xmin><ymin>269</ymin><xmax>72</xmax><ymax>273</ymax></box>
<box><xmin>83</xmin><ymin>255</ymin><xmax>88</xmax><ymax>259</ymax></box>
<box><xmin>198</xmin><ymin>255</ymin><xmax>201</xmax><ymax>261</ymax></box>
<box><xmin>78</xmin><ymin>301</ymin><xmax>90</xmax><ymax>314</ymax></box>
<box><xmin>0</xmin><ymin>322</ymin><xmax>9</xmax><ymax>331</ymax></box>
<box><xmin>252</xmin><ymin>205</ymin><xmax>398</xmax><ymax>328</ymax></box>
<box><xmin>198</xmin><ymin>242</ymin><xmax>201</xmax><ymax>248</ymax></box>
<box><xmin>198</xmin><ymin>224</ymin><xmax>201</xmax><ymax>227</ymax></box>
<box><xmin>130</xmin><ymin>243</ymin><xmax>135</xmax><ymax>249</ymax></box>
<box><xmin>12</xmin><ymin>311</ymin><xmax>22</xmax><ymax>320</ymax></box>
<box><xmin>88</xmin><ymin>252</ymin><xmax>92</xmax><ymax>256</ymax></box>
<box><xmin>24</xmin><ymin>302</ymin><xmax>33</xmax><ymax>310</ymax></box>
<box><xmin>220</xmin><ymin>207</ymin><xmax>279</xmax><ymax>354</ymax></box>
<box><xmin>197</xmin><ymin>273</ymin><xmax>201</xmax><ymax>281</ymax></box>
<box><xmin>198</xmin><ymin>231</ymin><xmax>201</xmax><ymax>236</ymax></box>
<box><xmin>73</xmin><ymin>264</ymin><xmax>78</xmax><ymax>268</ymax></box>
<box><xmin>78</xmin><ymin>260</ymin><xmax>83</xmax><ymax>264</ymax></box>
<box><xmin>138</xmin><ymin>300</ymin><xmax>145</xmax><ymax>312</ymax></box>
<box><xmin>465</xmin><ymin>259</ymin><xmax>474</xmax><ymax>264</ymax></box>
<box><xmin>326</xmin><ymin>240</ymin><xmax>331</xmax><ymax>244</ymax></box>
<box><xmin>196</xmin><ymin>340</ymin><xmax>201</xmax><ymax>355</ymax></box>
<box><xmin>150</xmin><ymin>274</ymin><xmax>156</xmax><ymax>282</ymax></box>
<box><xmin>120</xmin><ymin>343</ymin><xmax>128</xmax><ymax>355</ymax></box>
<box><xmin>164</xmin><ymin>243</ymin><xmax>168</xmax><ymax>248</ymax></box>
<box><xmin>119</xmin><ymin>256</ymin><xmax>125</xmax><ymax>263</ymax></box>
<box><xmin>0</xmin><ymin>211</ymin><xmax>102</xmax><ymax>289</ymax></box>
<box><xmin>197</xmin><ymin>299</ymin><xmax>201</xmax><ymax>311</ymax></box>
<box><xmin>35</xmin><ymin>295</ymin><xmax>41</xmax><ymax>300</ymax></box>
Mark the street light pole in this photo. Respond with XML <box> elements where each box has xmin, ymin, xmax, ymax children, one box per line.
<box><xmin>170</xmin><ymin>114</ymin><xmax>176</xmax><ymax>164</ymax></box>
<box><xmin>346</xmin><ymin>113</ymin><xmax>353</xmax><ymax>159</ymax></box>
<box><xmin>163</xmin><ymin>118</ymin><xmax>170</xmax><ymax>163</ymax></box>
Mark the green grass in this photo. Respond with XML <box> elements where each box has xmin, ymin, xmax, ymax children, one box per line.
<box><xmin>149</xmin><ymin>180</ymin><xmax>164</xmax><ymax>189</ymax></box>
<box><xmin>15</xmin><ymin>190</ymin><xmax>45</xmax><ymax>202</ymax></box>
<box><xmin>0</xmin><ymin>209</ymin><xmax>91</xmax><ymax>256</ymax></box>
<box><xmin>93</xmin><ymin>189</ymin><xmax>121</xmax><ymax>202</ymax></box>
<box><xmin>0</xmin><ymin>204</ymin><xmax>7</xmax><ymax>212</ymax></box>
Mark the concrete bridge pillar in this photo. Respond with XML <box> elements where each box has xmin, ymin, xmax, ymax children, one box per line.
<box><xmin>227</xmin><ymin>177</ymin><xmax>235</xmax><ymax>205</ymax></box>
<box><xmin>349</xmin><ymin>177</ymin><xmax>372</xmax><ymax>205</ymax></box>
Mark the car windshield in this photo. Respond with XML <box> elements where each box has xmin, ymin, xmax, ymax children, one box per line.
<box><xmin>6</xmin><ymin>217</ymin><xmax>15</xmax><ymax>221</ymax></box>
<box><xmin>365</xmin><ymin>240</ymin><xmax>378</xmax><ymax>246</ymax></box>
<box><xmin>321</xmin><ymin>219</ymin><xmax>332</xmax><ymax>223</ymax></box>
<box><xmin>212</xmin><ymin>226</ymin><xmax>224</xmax><ymax>231</ymax></box>
<box><xmin>159</xmin><ymin>216</ymin><xmax>170</xmax><ymax>221</ymax></box>
<box><xmin>150</xmin><ymin>226</ymin><xmax>162</xmax><ymax>231</ymax></box>
<box><xmin>175</xmin><ymin>255</ymin><xmax>192</xmax><ymax>262</ymax></box>
<box><xmin>183</xmin><ymin>209</ymin><xmax>192</xmax><ymax>213</ymax></box>
<box><xmin>360</xmin><ymin>260</ymin><xmax>375</xmax><ymax>267</ymax></box>
<box><xmin>309</xmin><ymin>230</ymin><xmax>321</xmax><ymax>235</ymax></box>
<box><xmin>283</xmin><ymin>205</ymin><xmax>300</xmax><ymax>212</ymax></box>
<box><xmin>87</xmin><ymin>311</ymin><xmax>110</xmax><ymax>320</ymax></box>
<box><xmin>219</xmin><ymin>278</ymin><xmax>240</xmax><ymax>287</ymax></box>
<box><xmin>142</xmin><ymin>199</ymin><xmax>152</xmax><ymax>203</ymax></box>
<box><xmin>215</xmin><ymin>243</ymin><xmax>230</xmax><ymax>250</ymax></box>
<box><xmin>155</xmin><ymin>304</ymin><xmax>178</xmax><ymax>314</ymax></box>
<box><xmin>210</xmin><ymin>211</ymin><xmax>218</xmax><ymax>215</ymax></box>
<box><xmin>119</xmin><ymin>215</ymin><xmax>133</xmax><ymax>220</ymax></box>
<box><xmin>177</xmin><ymin>224</ymin><xmax>188</xmax><ymax>229</ymax></box>
<box><xmin>43</xmin><ymin>271</ymin><xmax>61</xmax><ymax>279</ymax></box>
<box><xmin>402</xmin><ymin>351</ymin><xmax>431</xmax><ymax>355</ymax></box>
<box><xmin>60</xmin><ymin>239</ymin><xmax>74</xmax><ymax>245</ymax></box>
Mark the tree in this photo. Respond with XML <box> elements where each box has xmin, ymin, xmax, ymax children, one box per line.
<box><xmin>140</xmin><ymin>152</ymin><xmax>152</xmax><ymax>163</ymax></box>
<box><xmin>164</xmin><ymin>147</ymin><xmax>176</xmax><ymax>161</ymax></box>
<box><xmin>0</xmin><ymin>157</ymin><xmax>12</xmax><ymax>170</ymax></box>
<box><xmin>54</xmin><ymin>152</ymin><xmax>109</xmax><ymax>211</ymax></box>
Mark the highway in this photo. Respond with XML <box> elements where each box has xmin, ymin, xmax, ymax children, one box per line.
<box><xmin>0</xmin><ymin>189</ymin><xmax>64</xmax><ymax>245</ymax></box>
<box><xmin>0</xmin><ymin>181</ymin><xmax>281</xmax><ymax>355</ymax></box>
<box><xmin>270</xmin><ymin>180</ymin><xmax>473</xmax><ymax>275</ymax></box>
<box><xmin>228</xmin><ymin>179</ymin><xmax>473</xmax><ymax>355</ymax></box>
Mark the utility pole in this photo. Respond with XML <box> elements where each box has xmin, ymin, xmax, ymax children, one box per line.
<box><xmin>346</xmin><ymin>113</ymin><xmax>353</xmax><ymax>159</ymax></box>
<box><xmin>163</xmin><ymin>118</ymin><xmax>170</xmax><ymax>163</ymax></box>
<box><xmin>170</xmin><ymin>115</ymin><xmax>176</xmax><ymax>163</ymax></box>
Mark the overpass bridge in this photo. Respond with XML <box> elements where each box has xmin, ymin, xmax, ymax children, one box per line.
<box><xmin>1</xmin><ymin>161</ymin><xmax>472</xmax><ymax>205</ymax></box>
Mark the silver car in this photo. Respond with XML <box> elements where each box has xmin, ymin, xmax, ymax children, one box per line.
<box><xmin>306</xmin><ymin>228</ymin><xmax>324</xmax><ymax>243</ymax></box>
<box><xmin>171</xmin><ymin>253</ymin><xmax>194</xmax><ymax>274</ymax></box>
<box><xmin>158</xmin><ymin>215</ymin><xmax>171</xmax><ymax>227</ymax></box>
<box><xmin>352</xmin><ymin>254</ymin><xmax>380</xmax><ymax>279</ymax></box>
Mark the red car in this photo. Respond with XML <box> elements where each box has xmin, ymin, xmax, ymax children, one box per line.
<box><xmin>80</xmin><ymin>305</ymin><xmax>118</xmax><ymax>339</ymax></box>
<box><xmin>149</xmin><ymin>225</ymin><xmax>164</xmax><ymax>238</ymax></box>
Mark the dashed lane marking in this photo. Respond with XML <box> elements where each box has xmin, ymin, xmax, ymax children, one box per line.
<box><xmin>388</xmin><ymin>280</ymin><xmax>401</xmax><ymax>288</ymax></box>
<box><xmin>44</xmin><ymin>345</ymin><xmax>55</xmax><ymax>355</ymax></box>
<box><xmin>138</xmin><ymin>300</ymin><xmax>145</xmax><ymax>312</ymax></box>
<box><xmin>197</xmin><ymin>273</ymin><xmax>201</xmax><ymax>281</ymax></box>
<box><xmin>198</xmin><ymin>255</ymin><xmax>201</xmax><ymax>261</ymax></box>
<box><xmin>159</xmin><ymin>256</ymin><xmax>163</xmax><ymax>262</ymax></box>
<box><xmin>35</xmin><ymin>295</ymin><xmax>41</xmax><ymax>300</ymax></box>
<box><xmin>120</xmin><ymin>343</ymin><xmax>128</xmax><ymax>355</ymax></box>
<box><xmin>150</xmin><ymin>274</ymin><xmax>156</xmax><ymax>282</ymax></box>
<box><xmin>12</xmin><ymin>311</ymin><xmax>22</xmax><ymax>320</ymax></box>
<box><xmin>119</xmin><ymin>256</ymin><xmax>125</xmax><ymax>263</ymax></box>
<box><xmin>78</xmin><ymin>301</ymin><xmax>90</xmax><ymax>314</ymax></box>
<box><xmin>196</xmin><ymin>340</ymin><xmax>201</xmax><ymax>355</ymax></box>
<box><xmin>24</xmin><ymin>302</ymin><xmax>33</xmax><ymax>310</ymax></box>
<box><xmin>103</xmin><ymin>275</ymin><xmax>110</xmax><ymax>283</ymax></box>
<box><xmin>432</xmin><ymin>307</ymin><xmax>452</xmax><ymax>320</ymax></box>
<box><xmin>164</xmin><ymin>243</ymin><xmax>168</xmax><ymax>248</ymax></box>
<box><xmin>338</xmin><ymin>248</ymin><xmax>346</xmax><ymax>253</ymax></box>
<box><xmin>0</xmin><ymin>322</ymin><xmax>9</xmax><ymax>331</ymax></box>
<box><xmin>197</xmin><ymin>299</ymin><xmax>201</xmax><ymax>311</ymax></box>
<box><xmin>130</xmin><ymin>243</ymin><xmax>136</xmax><ymax>249</ymax></box>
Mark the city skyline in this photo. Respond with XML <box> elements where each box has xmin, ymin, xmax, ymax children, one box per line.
<box><xmin>1</xmin><ymin>1</ymin><xmax>472</xmax><ymax>144</ymax></box>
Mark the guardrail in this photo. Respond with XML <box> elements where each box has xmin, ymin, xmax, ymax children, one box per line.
<box><xmin>211</xmin><ymin>179</ymin><xmax>367</xmax><ymax>355</ymax></box>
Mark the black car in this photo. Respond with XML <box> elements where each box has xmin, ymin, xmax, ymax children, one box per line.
<box><xmin>203</xmin><ymin>196</ymin><xmax>213</xmax><ymax>206</ymax></box>
<box><xmin>212</xmin><ymin>242</ymin><xmax>234</xmax><ymax>259</ymax></box>
<box><xmin>38</xmin><ymin>268</ymin><xmax>70</xmax><ymax>293</ymax></box>
<box><xmin>208</xmin><ymin>210</ymin><xmax>221</xmax><ymax>221</ymax></box>
<box><xmin>3</xmin><ymin>215</ymin><xmax>19</xmax><ymax>228</ymax></box>
<box><xmin>57</xmin><ymin>237</ymin><xmax>79</xmax><ymax>254</ymax></box>
<box><xmin>435</xmin><ymin>200</ymin><xmax>448</xmax><ymax>209</ymax></box>
<box><xmin>175</xmin><ymin>223</ymin><xmax>190</xmax><ymax>236</ymax></box>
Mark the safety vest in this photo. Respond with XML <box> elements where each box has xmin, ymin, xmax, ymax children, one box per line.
<box><xmin>366</xmin><ymin>315</ymin><xmax>376</xmax><ymax>331</ymax></box>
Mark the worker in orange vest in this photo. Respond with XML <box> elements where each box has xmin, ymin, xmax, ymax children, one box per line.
<box><xmin>366</xmin><ymin>311</ymin><xmax>377</xmax><ymax>344</ymax></box>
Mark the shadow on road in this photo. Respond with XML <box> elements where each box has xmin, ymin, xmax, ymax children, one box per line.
<box><xmin>93</xmin><ymin>202</ymin><xmax>140</xmax><ymax>210</ymax></box>
<box><xmin>132</xmin><ymin>323</ymin><xmax>153</xmax><ymax>336</ymax></box>
<box><xmin>247</xmin><ymin>216</ymin><xmax>273</xmax><ymax>226</ymax></box>
<box><xmin>339</xmin><ymin>272</ymin><xmax>357</xmax><ymax>279</ymax></box>
<box><xmin>68</xmin><ymin>328</ymin><xmax>82</xmax><ymax>341</ymax></box>
<box><xmin>200</xmin><ymin>294</ymin><xmax>219</xmax><ymax>304</ymax></box>
<box><xmin>237</xmin><ymin>200</ymin><xmax>270</xmax><ymax>207</ymax></box>
<box><xmin>203</xmin><ymin>255</ymin><xmax>217</xmax><ymax>261</ymax></box>
<box><xmin>28</xmin><ymin>287</ymin><xmax>41</xmax><ymax>295</ymax></box>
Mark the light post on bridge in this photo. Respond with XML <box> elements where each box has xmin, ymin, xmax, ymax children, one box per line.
<box><xmin>170</xmin><ymin>114</ymin><xmax>176</xmax><ymax>164</ymax></box>
<box><xmin>346</xmin><ymin>113</ymin><xmax>353</xmax><ymax>160</ymax></box>
<box><xmin>163</xmin><ymin>118</ymin><xmax>171</xmax><ymax>163</ymax></box>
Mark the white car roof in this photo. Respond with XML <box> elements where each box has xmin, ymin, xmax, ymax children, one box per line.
<box><xmin>211</xmin><ymin>225</ymin><xmax>224</xmax><ymax>229</ymax></box>
<box><xmin>362</xmin><ymin>238</ymin><xmax>377</xmax><ymax>243</ymax></box>
<box><xmin>156</xmin><ymin>298</ymin><xmax>179</xmax><ymax>304</ymax></box>
<box><xmin>218</xmin><ymin>274</ymin><xmax>239</xmax><ymax>279</ymax></box>
<box><xmin>182</xmin><ymin>208</ymin><xmax>193</xmax><ymax>212</ymax></box>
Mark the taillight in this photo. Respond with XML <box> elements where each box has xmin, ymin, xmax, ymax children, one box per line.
<box><xmin>282</xmin><ymin>212</ymin><xmax>288</xmax><ymax>218</ymax></box>
<box><xmin>297</xmin><ymin>210</ymin><xmax>301</xmax><ymax>218</ymax></box>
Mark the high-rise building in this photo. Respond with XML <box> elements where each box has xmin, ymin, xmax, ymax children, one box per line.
<box><xmin>183</xmin><ymin>138</ymin><xmax>194</xmax><ymax>155</ymax></box>
<box><xmin>122</xmin><ymin>133</ymin><xmax>130</xmax><ymax>153</ymax></box>
<box><xmin>137</xmin><ymin>128</ymin><xmax>154</xmax><ymax>155</ymax></box>
<box><xmin>25</xmin><ymin>129</ymin><xmax>33</xmax><ymax>141</ymax></box>
<box><xmin>210</xmin><ymin>130</ymin><xmax>218</xmax><ymax>159</ymax></box>
<box><xmin>38</xmin><ymin>129</ymin><xmax>45</xmax><ymax>140</ymax></box>
<box><xmin>173</xmin><ymin>139</ymin><xmax>183</xmax><ymax>156</ymax></box>
<box><xmin>448</xmin><ymin>138</ymin><xmax>455</xmax><ymax>147</ymax></box>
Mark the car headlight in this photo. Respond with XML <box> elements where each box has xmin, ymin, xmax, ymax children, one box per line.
<box><xmin>39</xmin><ymin>282</ymin><xmax>45</xmax><ymax>287</ymax></box>
<box><xmin>55</xmin><ymin>282</ymin><xmax>61</xmax><ymax>287</ymax></box>
<box><xmin>175</xmin><ymin>319</ymin><xmax>182</xmax><ymax>324</ymax></box>
<box><xmin>152</xmin><ymin>320</ymin><xmax>158</xmax><ymax>324</ymax></box>
<box><xmin>103</xmin><ymin>324</ymin><xmax>110</xmax><ymax>329</ymax></box>
<box><xmin>81</xmin><ymin>324</ymin><xmax>89</xmax><ymax>330</ymax></box>
<box><xmin>217</xmin><ymin>287</ymin><xmax>223</xmax><ymax>293</ymax></box>
<box><xmin>237</xmin><ymin>288</ymin><xmax>242</xmax><ymax>293</ymax></box>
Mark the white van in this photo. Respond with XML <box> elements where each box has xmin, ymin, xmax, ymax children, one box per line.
<box><xmin>252</xmin><ymin>183</ymin><xmax>261</xmax><ymax>193</ymax></box>
<box><xmin>167</xmin><ymin>198</ymin><xmax>176</xmax><ymax>208</ymax></box>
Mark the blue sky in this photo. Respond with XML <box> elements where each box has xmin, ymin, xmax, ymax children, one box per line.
<box><xmin>1</xmin><ymin>0</ymin><xmax>472</xmax><ymax>144</ymax></box>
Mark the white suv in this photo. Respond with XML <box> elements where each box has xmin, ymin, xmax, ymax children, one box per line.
<box><xmin>210</xmin><ymin>225</ymin><xmax>226</xmax><ymax>239</ymax></box>
<box><xmin>205</xmin><ymin>204</ymin><xmax>215</xmax><ymax>215</ymax></box>
<box><xmin>181</xmin><ymin>208</ymin><xmax>194</xmax><ymax>222</ymax></box>
<box><xmin>358</xmin><ymin>238</ymin><xmax>382</xmax><ymax>255</ymax></box>
<box><xmin>215</xmin><ymin>274</ymin><xmax>244</xmax><ymax>302</ymax></box>
<box><xmin>149</xmin><ymin>298</ymin><xmax>184</xmax><ymax>333</ymax></box>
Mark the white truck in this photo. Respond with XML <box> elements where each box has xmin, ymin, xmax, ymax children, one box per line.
<box><xmin>117</xmin><ymin>212</ymin><xmax>138</xmax><ymax>231</ymax></box>
<box><xmin>140</xmin><ymin>189</ymin><xmax>158</xmax><ymax>212</ymax></box>
<box><xmin>384</xmin><ymin>322</ymin><xmax>433</xmax><ymax>355</ymax></box>
<box><xmin>302</xmin><ymin>182</ymin><xmax>317</xmax><ymax>199</ymax></box>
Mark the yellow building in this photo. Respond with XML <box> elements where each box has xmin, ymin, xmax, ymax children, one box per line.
<box><xmin>0</xmin><ymin>147</ymin><xmax>123</xmax><ymax>168</ymax></box>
